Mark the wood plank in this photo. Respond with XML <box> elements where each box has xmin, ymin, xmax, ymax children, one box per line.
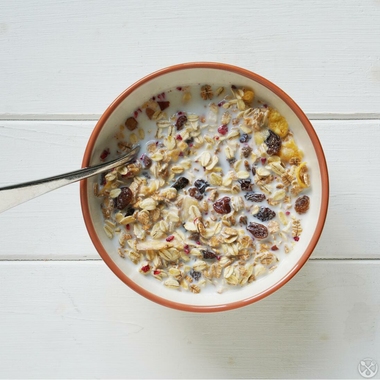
<box><xmin>0</xmin><ymin>260</ymin><xmax>378</xmax><ymax>379</ymax></box>
<box><xmin>0</xmin><ymin>120</ymin><xmax>379</xmax><ymax>260</ymax></box>
<box><xmin>0</xmin><ymin>1</ymin><xmax>380</xmax><ymax>115</ymax></box>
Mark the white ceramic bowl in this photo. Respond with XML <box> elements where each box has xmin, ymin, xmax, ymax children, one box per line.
<box><xmin>80</xmin><ymin>62</ymin><xmax>329</xmax><ymax>312</ymax></box>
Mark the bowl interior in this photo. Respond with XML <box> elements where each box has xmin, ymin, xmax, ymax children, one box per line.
<box><xmin>81</xmin><ymin>63</ymin><xmax>328</xmax><ymax>311</ymax></box>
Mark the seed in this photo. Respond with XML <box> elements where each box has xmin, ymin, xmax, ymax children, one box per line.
<box><xmin>125</xmin><ymin>117</ymin><xmax>138</xmax><ymax>131</ymax></box>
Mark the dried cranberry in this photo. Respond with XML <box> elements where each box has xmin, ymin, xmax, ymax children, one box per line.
<box><xmin>141</xmin><ymin>264</ymin><xmax>150</xmax><ymax>273</ymax></box>
<box><xmin>241</xmin><ymin>146</ymin><xmax>252</xmax><ymax>158</ymax></box>
<box><xmin>244</xmin><ymin>193</ymin><xmax>266</xmax><ymax>202</ymax></box>
<box><xmin>265</xmin><ymin>130</ymin><xmax>282</xmax><ymax>155</ymax></box>
<box><xmin>202</xmin><ymin>250</ymin><xmax>217</xmax><ymax>260</ymax></box>
<box><xmin>295</xmin><ymin>195</ymin><xmax>310</xmax><ymax>214</ymax></box>
<box><xmin>247</xmin><ymin>222</ymin><xmax>268</xmax><ymax>240</ymax></box>
<box><xmin>172</xmin><ymin>177</ymin><xmax>189</xmax><ymax>191</ymax></box>
<box><xmin>176</xmin><ymin>134</ymin><xmax>183</xmax><ymax>140</ymax></box>
<box><xmin>184</xmin><ymin>245</ymin><xmax>190</xmax><ymax>254</ymax></box>
<box><xmin>176</xmin><ymin>115</ymin><xmax>188</xmax><ymax>130</ymax></box>
<box><xmin>153</xmin><ymin>269</ymin><xmax>161</xmax><ymax>275</ymax></box>
<box><xmin>238</xmin><ymin>179</ymin><xmax>253</xmax><ymax>191</ymax></box>
<box><xmin>100</xmin><ymin>148</ymin><xmax>110</xmax><ymax>161</ymax></box>
<box><xmin>166</xmin><ymin>235</ymin><xmax>175</xmax><ymax>242</ymax></box>
<box><xmin>116</xmin><ymin>187</ymin><xmax>133</xmax><ymax>210</ymax></box>
<box><xmin>157</xmin><ymin>101</ymin><xmax>170</xmax><ymax>111</ymax></box>
<box><xmin>239</xmin><ymin>133</ymin><xmax>251</xmax><ymax>143</ymax></box>
<box><xmin>294</xmin><ymin>236</ymin><xmax>300</xmax><ymax>242</ymax></box>
<box><xmin>140</xmin><ymin>154</ymin><xmax>152</xmax><ymax>169</ymax></box>
<box><xmin>213</xmin><ymin>197</ymin><xmax>231</xmax><ymax>214</ymax></box>
<box><xmin>255</xmin><ymin>207</ymin><xmax>276</xmax><ymax>222</ymax></box>
<box><xmin>218</xmin><ymin>124</ymin><xmax>228</xmax><ymax>135</ymax></box>
<box><xmin>190</xmin><ymin>269</ymin><xmax>201</xmax><ymax>281</ymax></box>
<box><xmin>188</xmin><ymin>187</ymin><xmax>203</xmax><ymax>200</ymax></box>
<box><xmin>194</xmin><ymin>179</ymin><xmax>210</xmax><ymax>194</ymax></box>
<box><xmin>271</xmin><ymin>245</ymin><xmax>279</xmax><ymax>251</ymax></box>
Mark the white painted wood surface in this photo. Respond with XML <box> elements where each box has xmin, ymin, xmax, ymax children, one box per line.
<box><xmin>0</xmin><ymin>1</ymin><xmax>379</xmax><ymax>379</ymax></box>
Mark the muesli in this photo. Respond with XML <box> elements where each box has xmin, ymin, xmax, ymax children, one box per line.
<box><xmin>94</xmin><ymin>84</ymin><xmax>311</xmax><ymax>294</ymax></box>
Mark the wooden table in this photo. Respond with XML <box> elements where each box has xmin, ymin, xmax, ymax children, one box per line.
<box><xmin>1</xmin><ymin>1</ymin><xmax>379</xmax><ymax>378</ymax></box>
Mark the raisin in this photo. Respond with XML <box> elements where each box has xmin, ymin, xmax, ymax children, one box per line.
<box><xmin>194</xmin><ymin>179</ymin><xmax>210</xmax><ymax>194</ymax></box>
<box><xmin>176</xmin><ymin>115</ymin><xmax>188</xmax><ymax>130</ymax></box>
<box><xmin>239</xmin><ymin>133</ymin><xmax>251</xmax><ymax>143</ymax></box>
<box><xmin>188</xmin><ymin>187</ymin><xmax>203</xmax><ymax>200</ymax></box>
<box><xmin>140</xmin><ymin>154</ymin><xmax>152</xmax><ymax>169</ymax></box>
<box><xmin>255</xmin><ymin>207</ymin><xmax>276</xmax><ymax>222</ymax></box>
<box><xmin>242</xmin><ymin>146</ymin><xmax>252</xmax><ymax>158</ymax></box>
<box><xmin>265</xmin><ymin>129</ymin><xmax>282</xmax><ymax>155</ymax></box>
<box><xmin>185</xmin><ymin>136</ymin><xmax>194</xmax><ymax>145</ymax></box>
<box><xmin>190</xmin><ymin>269</ymin><xmax>202</xmax><ymax>281</ymax></box>
<box><xmin>239</xmin><ymin>216</ymin><xmax>248</xmax><ymax>225</ymax></box>
<box><xmin>125</xmin><ymin>117</ymin><xmax>138</xmax><ymax>131</ymax></box>
<box><xmin>247</xmin><ymin>222</ymin><xmax>268</xmax><ymax>240</ymax></box>
<box><xmin>244</xmin><ymin>193</ymin><xmax>266</xmax><ymax>202</ymax></box>
<box><xmin>202</xmin><ymin>250</ymin><xmax>217</xmax><ymax>260</ymax></box>
<box><xmin>213</xmin><ymin>197</ymin><xmax>231</xmax><ymax>214</ymax></box>
<box><xmin>172</xmin><ymin>176</ymin><xmax>189</xmax><ymax>191</ymax></box>
<box><xmin>157</xmin><ymin>101</ymin><xmax>170</xmax><ymax>111</ymax></box>
<box><xmin>124</xmin><ymin>205</ymin><xmax>135</xmax><ymax>216</ymax></box>
<box><xmin>295</xmin><ymin>195</ymin><xmax>310</xmax><ymax>214</ymax></box>
<box><xmin>238</xmin><ymin>179</ymin><xmax>253</xmax><ymax>191</ymax></box>
<box><xmin>116</xmin><ymin>187</ymin><xmax>133</xmax><ymax>210</ymax></box>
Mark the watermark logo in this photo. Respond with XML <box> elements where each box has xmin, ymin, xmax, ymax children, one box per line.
<box><xmin>358</xmin><ymin>358</ymin><xmax>378</xmax><ymax>378</ymax></box>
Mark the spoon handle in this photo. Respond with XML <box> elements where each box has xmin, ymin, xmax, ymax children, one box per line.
<box><xmin>0</xmin><ymin>145</ymin><xmax>140</xmax><ymax>214</ymax></box>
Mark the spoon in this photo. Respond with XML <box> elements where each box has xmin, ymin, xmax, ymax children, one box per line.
<box><xmin>0</xmin><ymin>145</ymin><xmax>140</xmax><ymax>214</ymax></box>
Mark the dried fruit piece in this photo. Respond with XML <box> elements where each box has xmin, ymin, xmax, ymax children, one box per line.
<box><xmin>100</xmin><ymin>149</ymin><xmax>110</xmax><ymax>161</ymax></box>
<box><xmin>146</xmin><ymin>108</ymin><xmax>155</xmax><ymax>119</ymax></box>
<box><xmin>241</xmin><ymin>146</ymin><xmax>252</xmax><ymax>158</ymax></box>
<box><xmin>268</xmin><ymin>109</ymin><xmax>288</xmax><ymax>138</ymax></box>
<box><xmin>157</xmin><ymin>101</ymin><xmax>170</xmax><ymax>111</ymax></box>
<box><xmin>116</xmin><ymin>187</ymin><xmax>133</xmax><ymax>210</ymax></box>
<box><xmin>242</xmin><ymin>89</ymin><xmax>254</xmax><ymax>103</ymax></box>
<box><xmin>239</xmin><ymin>133</ymin><xmax>251</xmax><ymax>143</ymax></box>
<box><xmin>176</xmin><ymin>114</ymin><xmax>188</xmax><ymax>130</ymax></box>
<box><xmin>247</xmin><ymin>222</ymin><xmax>268</xmax><ymax>240</ymax></box>
<box><xmin>295</xmin><ymin>195</ymin><xmax>310</xmax><ymax>214</ymax></box>
<box><xmin>244</xmin><ymin>193</ymin><xmax>266</xmax><ymax>202</ymax></box>
<box><xmin>140</xmin><ymin>154</ymin><xmax>152</xmax><ymax>169</ymax></box>
<box><xmin>188</xmin><ymin>187</ymin><xmax>203</xmax><ymax>201</ymax></box>
<box><xmin>279</xmin><ymin>138</ymin><xmax>303</xmax><ymax>163</ymax></box>
<box><xmin>194</xmin><ymin>179</ymin><xmax>210</xmax><ymax>194</ymax></box>
<box><xmin>295</xmin><ymin>162</ymin><xmax>309</xmax><ymax>188</ymax></box>
<box><xmin>213</xmin><ymin>197</ymin><xmax>231</xmax><ymax>214</ymax></box>
<box><xmin>202</xmin><ymin>250</ymin><xmax>217</xmax><ymax>260</ymax></box>
<box><xmin>125</xmin><ymin>117</ymin><xmax>138</xmax><ymax>131</ymax></box>
<box><xmin>218</xmin><ymin>124</ymin><xmax>228</xmax><ymax>135</ymax></box>
<box><xmin>190</xmin><ymin>269</ymin><xmax>202</xmax><ymax>281</ymax></box>
<box><xmin>254</xmin><ymin>207</ymin><xmax>276</xmax><ymax>222</ymax></box>
<box><xmin>238</xmin><ymin>179</ymin><xmax>253</xmax><ymax>191</ymax></box>
<box><xmin>172</xmin><ymin>176</ymin><xmax>189</xmax><ymax>191</ymax></box>
<box><xmin>265</xmin><ymin>129</ymin><xmax>282</xmax><ymax>156</ymax></box>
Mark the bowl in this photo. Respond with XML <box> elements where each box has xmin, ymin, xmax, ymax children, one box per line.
<box><xmin>80</xmin><ymin>62</ymin><xmax>329</xmax><ymax>312</ymax></box>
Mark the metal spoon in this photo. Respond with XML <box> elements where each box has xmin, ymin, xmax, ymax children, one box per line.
<box><xmin>0</xmin><ymin>145</ymin><xmax>140</xmax><ymax>214</ymax></box>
